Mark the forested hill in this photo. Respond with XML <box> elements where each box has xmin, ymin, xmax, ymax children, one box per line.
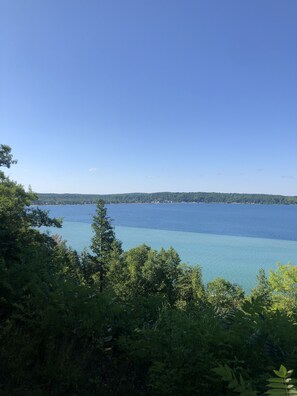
<box><xmin>34</xmin><ymin>191</ymin><xmax>297</xmax><ymax>205</ymax></box>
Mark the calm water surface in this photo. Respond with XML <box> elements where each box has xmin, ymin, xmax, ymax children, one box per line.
<box><xmin>42</xmin><ymin>204</ymin><xmax>297</xmax><ymax>291</ymax></box>
<box><xmin>43</xmin><ymin>203</ymin><xmax>297</xmax><ymax>240</ymax></box>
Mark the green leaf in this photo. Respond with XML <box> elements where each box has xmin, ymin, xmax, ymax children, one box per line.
<box><xmin>268</xmin><ymin>378</ymin><xmax>284</xmax><ymax>383</ymax></box>
<box><xmin>273</xmin><ymin>370</ymin><xmax>282</xmax><ymax>378</ymax></box>
<box><xmin>267</xmin><ymin>383</ymin><xmax>285</xmax><ymax>388</ymax></box>
<box><xmin>279</xmin><ymin>365</ymin><xmax>288</xmax><ymax>378</ymax></box>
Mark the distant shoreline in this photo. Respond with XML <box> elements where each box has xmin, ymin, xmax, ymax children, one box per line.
<box><xmin>33</xmin><ymin>192</ymin><xmax>297</xmax><ymax>206</ymax></box>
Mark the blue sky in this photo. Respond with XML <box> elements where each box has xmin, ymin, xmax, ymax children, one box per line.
<box><xmin>1</xmin><ymin>0</ymin><xmax>296</xmax><ymax>195</ymax></box>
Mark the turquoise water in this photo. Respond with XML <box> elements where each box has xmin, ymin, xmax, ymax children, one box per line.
<box><xmin>50</xmin><ymin>219</ymin><xmax>297</xmax><ymax>291</ymax></box>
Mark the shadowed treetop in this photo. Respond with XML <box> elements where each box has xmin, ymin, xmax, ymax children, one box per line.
<box><xmin>0</xmin><ymin>145</ymin><xmax>17</xmax><ymax>168</ymax></box>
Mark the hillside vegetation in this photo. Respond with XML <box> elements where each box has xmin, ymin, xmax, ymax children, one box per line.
<box><xmin>35</xmin><ymin>191</ymin><xmax>297</xmax><ymax>205</ymax></box>
<box><xmin>1</xmin><ymin>145</ymin><xmax>297</xmax><ymax>395</ymax></box>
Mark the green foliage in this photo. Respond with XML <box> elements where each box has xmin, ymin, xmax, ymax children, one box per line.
<box><xmin>91</xmin><ymin>200</ymin><xmax>116</xmax><ymax>258</ymax></box>
<box><xmin>212</xmin><ymin>364</ymin><xmax>256</xmax><ymax>395</ymax></box>
<box><xmin>0</xmin><ymin>144</ymin><xmax>17</xmax><ymax>168</ymax></box>
<box><xmin>122</xmin><ymin>306</ymin><xmax>221</xmax><ymax>395</ymax></box>
<box><xmin>250</xmin><ymin>268</ymin><xmax>272</xmax><ymax>306</ymax></box>
<box><xmin>266</xmin><ymin>365</ymin><xmax>297</xmax><ymax>395</ymax></box>
<box><xmin>142</xmin><ymin>247</ymin><xmax>181</xmax><ymax>305</ymax></box>
<box><xmin>2</xmin><ymin>145</ymin><xmax>297</xmax><ymax>395</ymax></box>
<box><xmin>107</xmin><ymin>244</ymin><xmax>205</xmax><ymax>308</ymax></box>
<box><xmin>175</xmin><ymin>264</ymin><xmax>205</xmax><ymax>308</ymax></box>
<box><xmin>213</xmin><ymin>364</ymin><xmax>297</xmax><ymax>396</ymax></box>
<box><xmin>0</xmin><ymin>146</ymin><xmax>61</xmax><ymax>262</ymax></box>
<box><xmin>268</xmin><ymin>263</ymin><xmax>297</xmax><ymax>315</ymax></box>
<box><xmin>52</xmin><ymin>235</ymin><xmax>83</xmax><ymax>281</ymax></box>
<box><xmin>206</xmin><ymin>277</ymin><xmax>245</xmax><ymax>311</ymax></box>
<box><xmin>89</xmin><ymin>199</ymin><xmax>119</xmax><ymax>291</ymax></box>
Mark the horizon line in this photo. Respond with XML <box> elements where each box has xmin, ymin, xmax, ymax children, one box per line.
<box><xmin>36</xmin><ymin>191</ymin><xmax>297</xmax><ymax>198</ymax></box>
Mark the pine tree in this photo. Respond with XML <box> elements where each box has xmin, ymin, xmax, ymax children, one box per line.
<box><xmin>91</xmin><ymin>199</ymin><xmax>116</xmax><ymax>292</ymax></box>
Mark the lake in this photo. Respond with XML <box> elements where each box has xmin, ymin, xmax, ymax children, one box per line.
<box><xmin>41</xmin><ymin>203</ymin><xmax>297</xmax><ymax>291</ymax></box>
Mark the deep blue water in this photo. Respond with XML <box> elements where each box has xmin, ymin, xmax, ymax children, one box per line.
<box><xmin>42</xmin><ymin>203</ymin><xmax>297</xmax><ymax>241</ymax></box>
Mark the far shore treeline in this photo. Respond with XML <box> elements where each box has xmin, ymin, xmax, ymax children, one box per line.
<box><xmin>35</xmin><ymin>191</ymin><xmax>297</xmax><ymax>205</ymax></box>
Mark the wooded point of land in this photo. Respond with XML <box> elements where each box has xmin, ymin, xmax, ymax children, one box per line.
<box><xmin>34</xmin><ymin>191</ymin><xmax>297</xmax><ymax>205</ymax></box>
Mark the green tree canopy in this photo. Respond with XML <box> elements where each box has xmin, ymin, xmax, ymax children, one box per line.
<box><xmin>206</xmin><ymin>277</ymin><xmax>245</xmax><ymax>311</ymax></box>
<box><xmin>0</xmin><ymin>145</ymin><xmax>61</xmax><ymax>261</ymax></box>
<box><xmin>268</xmin><ymin>262</ymin><xmax>297</xmax><ymax>315</ymax></box>
<box><xmin>0</xmin><ymin>144</ymin><xmax>17</xmax><ymax>168</ymax></box>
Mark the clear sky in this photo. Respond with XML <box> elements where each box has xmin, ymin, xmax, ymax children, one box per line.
<box><xmin>1</xmin><ymin>0</ymin><xmax>296</xmax><ymax>195</ymax></box>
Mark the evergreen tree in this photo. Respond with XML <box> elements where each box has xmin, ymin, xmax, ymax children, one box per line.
<box><xmin>91</xmin><ymin>199</ymin><xmax>117</xmax><ymax>292</ymax></box>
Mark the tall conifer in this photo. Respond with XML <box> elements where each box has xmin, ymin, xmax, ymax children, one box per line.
<box><xmin>91</xmin><ymin>199</ymin><xmax>116</xmax><ymax>292</ymax></box>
